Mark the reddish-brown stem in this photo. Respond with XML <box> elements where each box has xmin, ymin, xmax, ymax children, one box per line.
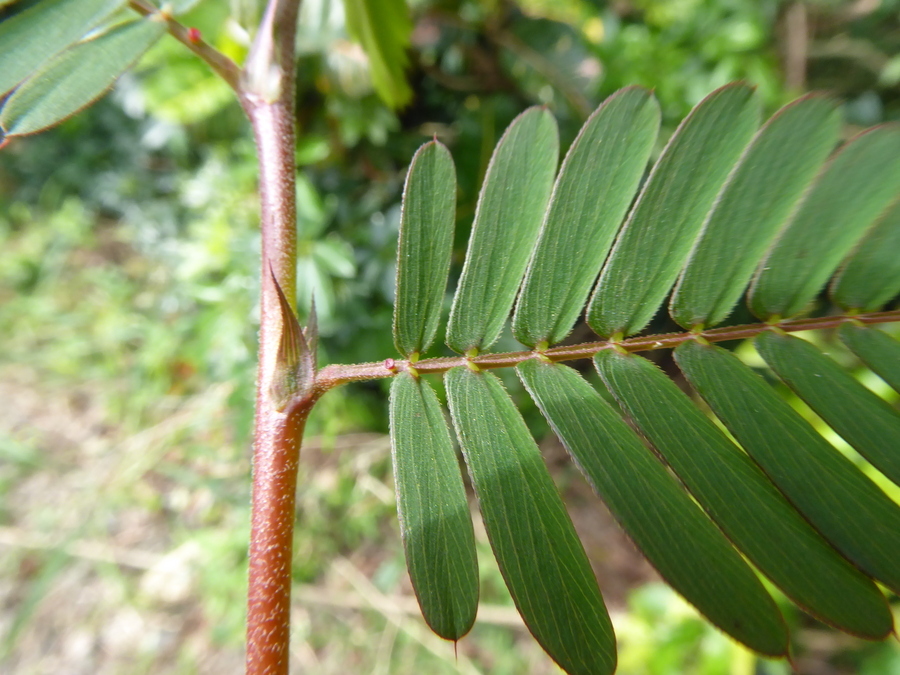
<box><xmin>316</xmin><ymin>309</ymin><xmax>900</xmax><ymax>388</ymax></box>
<box><xmin>240</xmin><ymin>1</ymin><xmax>303</xmax><ymax>674</ymax></box>
<box><xmin>128</xmin><ymin>0</ymin><xmax>241</xmax><ymax>92</ymax></box>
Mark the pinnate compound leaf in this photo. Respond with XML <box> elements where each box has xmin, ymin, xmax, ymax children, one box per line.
<box><xmin>756</xmin><ymin>331</ymin><xmax>900</xmax><ymax>487</ymax></box>
<box><xmin>445</xmin><ymin>366</ymin><xmax>615</xmax><ymax>675</ymax></box>
<box><xmin>447</xmin><ymin>107</ymin><xmax>558</xmax><ymax>354</ymax></box>
<box><xmin>831</xmin><ymin>198</ymin><xmax>900</xmax><ymax>312</ymax></box>
<box><xmin>393</xmin><ymin>141</ymin><xmax>456</xmax><ymax>358</ymax></box>
<box><xmin>670</xmin><ymin>95</ymin><xmax>841</xmax><ymax>329</ymax></box>
<box><xmin>838</xmin><ymin>323</ymin><xmax>900</xmax><ymax>394</ymax></box>
<box><xmin>748</xmin><ymin>127</ymin><xmax>900</xmax><ymax>320</ymax></box>
<box><xmin>1</xmin><ymin>16</ymin><xmax>166</xmax><ymax>138</ymax></box>
<box><xmin>512</xmin><ymin>88</ymin><xmax>659</xmax><ymax>347</ymax></box>
<box><xmin>594</xmin><ymin>350</ymin><xmax>891</xmax><ymax>639</ymax></box>
<box><xmin>587</xmin><ymin>83</ymin><xmax>760</xmax><ymax>338</ymax></box>
<box><xmin>0</xmin><ymin>0</ymin><xmax>125</xmax><ymax>96</ymax></box>
<box><xmin>389</xmin><ymin>372</ymin><xmax>478</xmax><ymax>640</ymax></box>
<box><xmin>518</xmin><ymin>358</ymin><xmax>788</xmax><ymax>657</ymax></box>
<box><xmin>676</xmin><ymin>339</ymin><xmax>900</xmax><ymax>595</ymax></box>
<box><xmin>342</xmin><ymin>0</ymin><xmax>412</xmax><ymax>108</ymax></box>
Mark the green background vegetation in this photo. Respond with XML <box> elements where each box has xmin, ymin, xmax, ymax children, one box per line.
<box><xmin>1</xmin><ymin>0</ymin><xmax>899</xmax><ymax>672</ymax></box>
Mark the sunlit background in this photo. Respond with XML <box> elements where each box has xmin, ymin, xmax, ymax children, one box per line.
<box><xmin>2</xmin><ymin>0</ymin><xmax>900</xmax><ymax>672</ymax></box>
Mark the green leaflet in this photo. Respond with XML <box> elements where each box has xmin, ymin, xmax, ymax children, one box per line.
<box><xmin>838</xmin><ymin>323</ymin><xmax>900</xmax><ymax>394</ymax></box>
<box><xmin>389</xmin><ymin>373</ymin><xmax>478</xmax><ymax>641</ymax></box>
<box><xmin>831</xmin><ymin>198</ymin><xmax>900</xmax><ymax>312</ymax></box>
<box><xmin>512</xmin><ymin>87</ymin><xmax>659</xmax><ymax>347</ymax></box>
<box><xmin>756</xmin><ymin>331</ymin><xmax>900</xmax><ymax>487</ymax></box>
<box><xmin>342</xmin><ymin>0</ymin><xmax>412</xmax><ymax>108</ymax></box>
<box><xmin>445</xmin><ymin>367</ymin><xmax>615</xmax><ymax>675</ymax></box>
<box><xmin>587</xmin><ymin>83</ymin><xmax>760</xmax><ymax>338</ymax></box>
<box><xmin>517</xmin><ymin>358</ymin><xmax>788</xmax><ymax>657</ymax></box>
<box><xmin>676</xmin><ymin>339</ymin><xmax>900</xmax><ymax>595</ymax></box>
<box><xmin>594</xmin><ymin>350</ymin><xmax>891</xmax><ymax>639</ymax></box>
<box><xmin>393</xmin><ymin>141</ymin><xmax>456</xmax><ymax>358</ymax></box>
<box><xmin>1</xmin><ymin>16</ymin><xmax>166</xmax><ymax>138</ymax></box>
<box><xmin>0</xmin><ymin>0</ymin><xmax>125</xmax><ymax>96</ymax></box>
<box><xmin>446</xmin><ymin>107</ymin><xmax>558</xmax><ymax>354</ymax></box>
<box><xmin>748</xmin><ymin>127</ymin><xmax>900</xmax><ymax>320</ymax></box>
<box><xmin>670</xmin><ymin>95</ymin><xmax>841</xmax><ymax>329</ymax></box>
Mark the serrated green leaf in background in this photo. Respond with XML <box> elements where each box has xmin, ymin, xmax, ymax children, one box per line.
<box><xmin>0</xmin><ymin>16</ymin><xmax>166</xmax><ymax>138</ymax></box>
<box><xmin>512</xmin><ymin>87</ymin><xmax>659</xmax><ymax>348</ymax></box>
<box><xmin>756</xmin><ymin>330</ymin><xmax>900</xmax><ymax>487</ymax></box>
<box><xmin>831</xmin><ymin>198</ymin><xmax>900</xmax><ymax>312</ymax></box>
<box><xmin>389</xmin><ymin>372</ymin><xmax>478</xmax><ymax>641</ymax></box>
<box><xmin>594</xmin><ymin>349</ymin><xmax>891</xmax><ymax>640</ymax></box>
<box><xmin>393</xmin><ymin>141</ymin><xmax>456</xmax><ymax>358</ymax></box>
<box><xmin>587</xmin><ymin>83</ymin><xmax>760</xmax><ymax>338</ymax></box>
<box><xmin>518</xmin><ymin>358</ymin><xmax>788</xmax><ymax>657</ymax></box>
<box><xmin>445</xmin><ymin>366</ymin><xmax>615</xmax><ymax>675</ymax></box>
<box><xmin>838</xmin><ymin>323</ymin><xmax>900</xmax><ymax>395</ymax></box>
<box><xmin>0</xmin><ymin>0</ymin><xmax>126</xmax><ymax>96</ymax></box>
<box><xmin>670</xmin><ymin>94</ymin><xmax>841</xmax><ymax>329</ymax></box>
<box><xmin>676</xmin><ymin>339</ymin><xmax>900</xmax><ymax>596</ymax></box>
<box><xmin>342</xmin><ymin>0</ymin><xmax>412</xmax><ymax>108</ymax></box>
<box><xmin>446</xmin><ymin>107</ymin><xmax>558</xmax><ymax>354</ymax></box>
<box><xmin>748</xmin><ymin>127</ymin><xmax>900</xmax><ymax>320</ymax></box>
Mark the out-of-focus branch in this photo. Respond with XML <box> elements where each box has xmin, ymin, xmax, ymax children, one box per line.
<box><xmin>128</xmin><ymin>0</ymin><xmax>241</xmax><ymax>92</ymax></box>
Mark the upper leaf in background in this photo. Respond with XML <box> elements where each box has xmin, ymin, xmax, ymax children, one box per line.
<box><xmin>341</xmin><ymin>0</ymin><xmax>412</xmax><ymax>108</ymax></box>
<box><xmin>512</xmin><ymin>87</ymin><xmax>659</xmax><ymax>348</ymax></box>
<box><xmin>446</xmin><ymin>106</ymin><xmax>558</xmax><ymax>354</ymax></box>
<box><xmin>393</xmin><ymin>141</ymin><xmax>456</xmax><ymax>358</ymax></box>
<box><xmin>0</xmin><ymin>0</ymin><xmax>126</xmax><ymax>96</ymax></box>
<box><xmin>0</xmin><ymin>16</ymin><xmax>166</xmax><ymax>138</ymax></box>
<box><xmin>748</xmin><ymin>126</ymin><xmax>900</xmax><ymax>320</ymax></box>
<box><xmin>670</xmin><ymin>94</ymin><xmax>841</xmax><ymax>329</ymax></box>
<box><xmin>587</xmin><ymin>83</ymin><xmax>760</xmax><ymax>339</ymax></box>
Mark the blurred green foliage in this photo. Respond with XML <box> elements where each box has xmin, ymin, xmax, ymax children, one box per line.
<box><xmin>2</xmin><ymin>0</ymin><xmax>900</xmax><ymax>672</ymax></box>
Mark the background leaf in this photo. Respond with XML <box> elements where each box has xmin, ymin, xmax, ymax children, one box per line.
<box><xmin>393</xmin><ymin>141</ymin><xmax>456</xmax><ymax>358</ymax></box>
<box><xmin>512</xmin><ymin>87</ymin><xmax>659</xmax><ymax>348</ymax></box>
<box><xmin>0</xmin><ymin>0</ymin><xmax>126</xmax><ymax>96</ymax></box>
<box><xmin>445</xmin><ymin>366</ymin><xmax>616</xmax><ymax>675</ymax></box>
<box><xmin>1</xmin><ymin>16</ymin><xmax>166</xmax><ymax>138</ymax></box>
<box><xmin>342</xmin><ymin>0</ymin><xmax>412</xmax><ymax>108</ymax></box>
<box><xmin>389</xmin><ymin>372</ymin><xmax>479</xmax><ymax>641</ymax></box>
<box><xmin>446</xmin><ymin>107</ymin><xmax>558</xmax><ymax>354</ymax></box>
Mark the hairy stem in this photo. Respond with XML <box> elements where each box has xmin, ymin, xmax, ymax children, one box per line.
<box><xmin>240</xmin><ymin>1</ymin><xmax>303</xmax><ymax>674</ymax></box>
<box><xmin>316</xmin><ymin>309</ymin><xmax>900</xmax><ymax>387</ymax></box>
